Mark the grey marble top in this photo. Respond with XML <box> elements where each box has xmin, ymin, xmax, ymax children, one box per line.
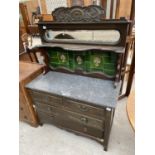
<box><xmin>26</xmin><ymin>71</ymin><xmax>121</xmax><ymax>108</ymax></box>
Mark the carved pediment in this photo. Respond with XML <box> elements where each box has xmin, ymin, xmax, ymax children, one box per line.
<box><xmin>52</xmin><ymin>5</ymin><xmax>105</xmax><ymax>23</ymax></box>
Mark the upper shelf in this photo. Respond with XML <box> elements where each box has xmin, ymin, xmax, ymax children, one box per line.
<box><xmin>34</xmin><ymin>5</ymin><xmax>130</xmax><ymax>53</ymax></box>
<box><xmin>38</xmin><ymin>19</ymin><xmax>130</xmax><ymax>48</ymax></box>
<box><xmin>29</xmin><ymin>43</ymin><xmax>125</xmax><ymax>53</ymax></box>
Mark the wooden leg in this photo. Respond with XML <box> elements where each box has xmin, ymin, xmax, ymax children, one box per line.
<box><xmin>103</xmin><ymin>107</ymin><xmax>113</xmax><ymax>151</ymax></box>
<box><xmin>39</xmin><ymin>122</ymin><xmax>43</xmax><ymax>126</ymax></box>
<box><xmin>104</xmin><ymin>146</ymin><xmax>107</xmax><ymax>151</ymax></box>
<box><xmin>30</xmin><ymin>123</ymin><xmax>38</xmax><ymax>128</ymax></box>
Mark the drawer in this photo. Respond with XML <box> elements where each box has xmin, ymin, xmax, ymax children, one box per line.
<box><xmin>28</xmin><ymin>90</ymin><xmax>63</xmax><ymax>107</ymax></box>
<box><xmin>35</xmin><ymin>102</ymin><xmax>104</xmax><ymax>130</ymax></box>
<box><xmin>37</xmin><ymin>110</ymin><xmax>63</xmax><ymax>126</ymax></box>
<box><xmin>65</xmin><ymin>109</ymin><xmax>104</xmax><ymax>131</ymax></box>
<box><xmin>35</xmin><ymin>101</ymin><xmax>60</xmax><ymax>116</ymax></box>
<box><xmin>36</xmin><ymin>102</ymin><xmax>104</xmax><ymax>131</ymax></box>
<box><xmin>64</xmin><ymin>116</ymin><xmax>104</xmax><ymax>138</ymax></box>
<box><xmin>37</xmin><ymin>109</ymin><xmax>104</xmax><ymax>138</ymax></box>
<box><xmin>63</xmin><ymin>98</ymin><xmax>105</xmax><ymax>120</ymax></box>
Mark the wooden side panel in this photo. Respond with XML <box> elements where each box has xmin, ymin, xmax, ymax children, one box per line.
<box><xmin>19</xmin><ymin>53</ymin><xmax>31</xmax><ymax>62</ymax></box>
<box><xmin>40</xmin><ymin>0</ymin><xmax>47</xmax><ymax>14</ymax></box>
<box><xmin>19</xmin><ymin>82</ymin><xmax>38</xmax><ymax>126</ymax></box>
<box><xmin>118</xmin><ymin>0</ymin><xmax>132</xmax><ymax>19</ymax></box>
<box><xmin>24</xmin><ymin>0</ymin><xmax>47</xmax><ymax>23</ymax></box>
<box><xmin>24</xmin><ymin>0</ymin><xmax>39</xmax><ymax>24</ymax></box>
<box><xmin>19</xmin><ymin>62</ymin><xmax>45</xmax><ymax>126</ymax></box>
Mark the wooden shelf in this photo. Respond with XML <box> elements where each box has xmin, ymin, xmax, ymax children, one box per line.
<box><xmin>29</xmin><ymin>43</ymin><xmax>125</xmax><ymax>53</ymax></box>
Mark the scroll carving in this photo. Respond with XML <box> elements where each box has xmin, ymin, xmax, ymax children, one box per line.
<box><xmin>52</xmin><ymin>5</ymin><xmax>105</xmax><ymax>23</ymax></box>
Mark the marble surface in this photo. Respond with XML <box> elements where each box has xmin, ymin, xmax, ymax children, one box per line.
<box><xmin>26</xmin><ymin>71</ymin><xmax>121</xmax><ymax>108</ymax></box>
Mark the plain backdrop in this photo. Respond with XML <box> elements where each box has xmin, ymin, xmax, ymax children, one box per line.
<box><xmin>0</xmin><ymin>0</ymin><xmax>155</xmax><ymax>155</ymax></box>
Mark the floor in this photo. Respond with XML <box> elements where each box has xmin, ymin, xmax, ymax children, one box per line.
<box><xmin>19</xmin><ymin>98</ymin><xmax>135</xmax><ymax>155</ymax></box>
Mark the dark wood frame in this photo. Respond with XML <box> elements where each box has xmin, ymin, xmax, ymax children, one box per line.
<box><xmin>26</xmin><ymin>6</ymin><xmax>130</xmax><ymax>86</ymax></box>
<box><xmin>24</xmin><ymin>5</ymin><xmax>131</xmax><ymax>151</ymax></box>
<box><xmin>38</xmin><ymin>19</ymin><xmax>129</xmax><ymax>47</ymax></box>
<box><xmin>27</xmin><ymin>21</ymin><xmax>129</xmax><ymax>87</ymax></box>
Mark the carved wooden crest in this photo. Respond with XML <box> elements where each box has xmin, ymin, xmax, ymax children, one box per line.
<box><xmin>52</xmin><ymin>5</ymin><xmax>105</xmax><ymax>23</ymax></box>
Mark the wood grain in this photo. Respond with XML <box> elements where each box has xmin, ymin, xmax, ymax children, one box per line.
<box><xmin>127</xmin><ymin>90</ymin><xmax>135</xmax><ymax>130</ymax></box>
<box><xmin>118</xmin><ymin>0</ymin><xmax>132</xmax><ymax>19</ymax></box>
<box><xmin>19</xmin><ymin>61</ymin><xmax>45</xmax><ymax>126</ymax></box>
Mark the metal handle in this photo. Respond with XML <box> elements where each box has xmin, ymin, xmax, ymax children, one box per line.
<box><xmin>50</xmin><ymin>115</ymin><xmax>55</xmax><ymax>119</ymax></box>
<box><xmin>47</xmin><ymin>107</ymin><xmax>53</xmax><ymax>111</ymax></box>
<box><xmin>79</xmin><ymin>105</ymin><xmax>88</xmax><ymax>112</ymax></box>
<box><xmin>80</xmin><ymin>117</ymin><xmax>88</xmax><ymax>123</ymax></box>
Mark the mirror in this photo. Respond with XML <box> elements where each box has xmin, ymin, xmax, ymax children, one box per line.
<box><xmin>44</xmin><ymin>30</ymin><xmax>120</xmax><ymax>45</ymax></box>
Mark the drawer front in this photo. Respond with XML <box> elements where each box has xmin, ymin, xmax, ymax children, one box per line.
<box><xmin>65</xmin><ymin>110</ymin><xmax>104</xmax><ymax>131</ymax></box>
<box><xmin>35</xmin><ymin>102</ymin><xmax>104</xmax><ymax>130</ymax></box>
<box><xmin>37</xmin><ymin>110</ymin><xmax>64</xmax><ymax>127</ymax></box>
<box><xmin>63</xmin><ymin>98</ymin><xmax>105</xmax><ymax>120</ymax></box>
<box><xmin>35</xmin><ymin>101</ymin><xmax>60</xmax><ymax>116</ymax></box>
<box><xmin>36</xmin><ymin>102</ymin><xmax>104</xmax><ymax>138</ymax></box>
<box><xmin>37</xmin><ymin>110</ymin><xmax>103</xmax><ymax>138</ymax></box>
<box><xmin>28</xmin><ymin>90</ymin><xmax>63</xmax><ymax>107</ymax></box>
<box><xmin>64</xmin><ymin>116</ymin><xmax>104</xmax><ymax>138</ymax></box>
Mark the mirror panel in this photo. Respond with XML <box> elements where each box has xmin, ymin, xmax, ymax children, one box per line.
<box><xmin>44</xmin><ymin>30</ymin><xmax>120</xmax><ymax>45</ymax></box>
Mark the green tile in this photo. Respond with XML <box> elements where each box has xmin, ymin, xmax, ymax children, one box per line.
<box><xmin>57</xmin><ymin>52</ymin><xmax>69</xmax><ymax>65</ymax></box>
<box><xmin>50</xmin><ymin>57</ymin><xmax>59</xmax><ymax>62</ymax></box>
<box><xmin>90</xmin><ymin>55</ymin><xmax>103</xmax><ymax>70</ymax></box>
<box><xmin>103</xmin><ymin>63</ymin><xmax>116</xmax><ymax>70</ymax></box>
<box><xmin>47</xmin><ymin>49</ymin><xmax>117</xmax><ymax>76</ymax></box>
<box><xmin>103</xmin><ymin>69</ymin><xmax>116</xmax><ymax>76</ymax></box>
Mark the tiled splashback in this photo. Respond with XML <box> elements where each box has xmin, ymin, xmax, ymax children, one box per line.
<box><xmin>47</xmin><ymin>48</ymin><xmax>117</xmax><ymax>76</ymax></box>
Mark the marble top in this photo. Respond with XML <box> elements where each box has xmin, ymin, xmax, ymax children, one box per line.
<box><xmin>26</xmin><ymin>71</ymin><xmax>121</xmax><ymax>108</ymax></box>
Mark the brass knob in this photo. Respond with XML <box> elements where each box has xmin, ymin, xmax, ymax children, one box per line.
<box><xmin>81</xmin><ymin>117</ymin><xmax>88</xmax><ymax>123</ymax></box>
<box><xmin>79</xmin><ymin>105</ymin><xmax>88</xmax><ymax>112</ymax></box>
<box><xmin>48</xmin><ymin>107</ymin><xmax>52</xmax><ymax>111</ymax></box>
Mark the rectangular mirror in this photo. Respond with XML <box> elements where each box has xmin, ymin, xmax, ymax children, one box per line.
<box><xmin>44</xmin><ymin>30</ymin><xmax>120</xmax><ymax>45</ymax></box>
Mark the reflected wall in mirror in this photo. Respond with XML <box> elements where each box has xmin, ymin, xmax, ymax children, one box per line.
<box><xmin>44</xmin><ymin>30</ymin><xmax>120</xmax><ymax>45</ymax></box>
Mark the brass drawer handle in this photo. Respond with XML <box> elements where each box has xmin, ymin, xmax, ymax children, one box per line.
<box><xmin>80</xmin><ymin>117</ymin><xmax>88</xmax><ymax>123</ymax></box>
<box><xmin>79</xmin><ymin>105</ymin><xmax>88</xmax><ymax>112</ymax></box>
<box><xmin>50</xmin><ymin>115</ymin><xmax>55</xmax><ymax>119</ymax></box>
<box><xmin>47</xmin><ymin>107</ymin><xmax>53</xmax><ymax>111</ymax></box>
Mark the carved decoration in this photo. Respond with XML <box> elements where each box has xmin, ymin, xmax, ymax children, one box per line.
<box><xmin>52</xmin><ymin>5</ymin><xmax>105</xmax><ymax>23</ymax></box>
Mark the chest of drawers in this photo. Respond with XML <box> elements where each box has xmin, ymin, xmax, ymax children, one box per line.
<box><xmin>26</xmin><ymin>71</ymin><xmax>120</xmax><ymax>151</ymax></box>
<box><xmin>19</xmin><ymin>61</ymin><xmax>44</xmax><ymax>126</ymax></box>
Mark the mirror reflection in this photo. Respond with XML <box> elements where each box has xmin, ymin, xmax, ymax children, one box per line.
<box><xmin>44</xmin><ymin>30</ymin><xmax>120</xmax><ymax>45</ymax></box>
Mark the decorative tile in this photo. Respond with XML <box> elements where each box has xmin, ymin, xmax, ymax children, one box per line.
<box><xmin>47</xmin><ymin>49</ymin><xmax>117</xmax><ymax>76</ymax></box>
